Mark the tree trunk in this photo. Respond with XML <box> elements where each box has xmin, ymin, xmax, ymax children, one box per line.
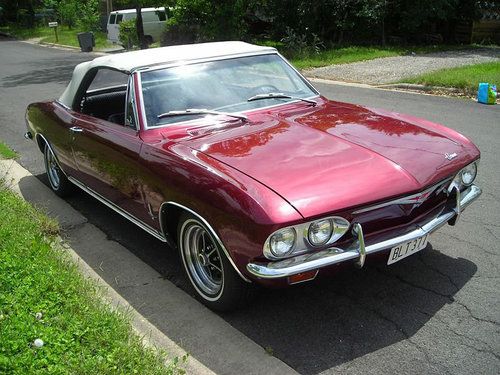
<box><xmin>135</xmin><ymin>3</ymin><xmax>147</xmax><ymax>49</ymax></box>
<box><xmin>381</xmin><ymin>18</ymin><xmax>386</xmax><ymax>46</ymax></box>
<box><xmin>27</xmin><ymin>0</ymin><xmax>35</xmax><ymax>28</ymax></box>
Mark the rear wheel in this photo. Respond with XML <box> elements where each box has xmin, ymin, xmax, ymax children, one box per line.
<box><xmin>177</xmin><ymin>213</ymin><xmax>253</xmax><ymax>311</ymax></box>
<box><xmin>44</xmin><ymin>143</ymin><xmax>74</xmax><ymax>197</ymax></box>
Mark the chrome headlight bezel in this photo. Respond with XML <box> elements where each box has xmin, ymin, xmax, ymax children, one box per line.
<box><xmin>263</xmin><ymin>216</ymin><xmax>350</xmax><ymax>260</ymax></box>
<box><xmin>308</xmin><ymin>219</ymin><xmax>333</xmax><ymax>246</ymax></box>
<box><xmin>267</xmin><ymin>227</ymin><xmax>297</xmax><ymax>258</ymax></box>
<box><xmin>460</xmin><ymin>162</ymin><xmax>477</xmax><ymax>186</ymax></box>
<box><xmin>450</xmin><ymin>161</ymin><xmax>479</xmax><ymax>191</ymax></box>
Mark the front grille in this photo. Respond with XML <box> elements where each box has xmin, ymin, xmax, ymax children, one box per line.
<box><xmin>351</xmin><ymin>179</ymin><xmax>451</xmax><ymax>237</ymax></box>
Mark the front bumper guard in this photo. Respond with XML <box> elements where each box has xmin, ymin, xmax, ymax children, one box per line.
<box><xmin>246</xmin><ymin>185</ymin><xmax>481</xmax><ymax>279</ymax></box>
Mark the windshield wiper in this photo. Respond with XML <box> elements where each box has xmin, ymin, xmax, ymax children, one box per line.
<box><xmin>247</xmin><ymin>92</ymin><xmax>317</xmax><ymax>106</ymax></box>
<box><xmin>157</xmin><ymin>108</ymin><xmax>248</xmax><ymax>122</ymax></box>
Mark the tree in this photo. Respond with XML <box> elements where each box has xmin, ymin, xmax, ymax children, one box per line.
<box><xmin>135</xmin><ymin>2</ymin><xmax>147</xmax><ymax>49</ymax></box>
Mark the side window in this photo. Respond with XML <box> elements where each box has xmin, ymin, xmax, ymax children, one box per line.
<box><xmin>80</xmin><ymin>68</ymin><xmax>129</xmax><ymax>126</ymax></box>
<box><xmin>142</xmin><ymin>11</ymin><xmax>158</xmax><ymax>22</ymax></box>
<box><xmin>87</xmin><ymin>69</ymin><xmax>128</xmax><ymax>92</ymax></box>
<box><xmin>116</xmin><ymin>14</ymin><xmax>123</xmax><ymax>24</ymax></box>
<box><xmin>109</xmin><ymin>14</ymin><xmax>116</xmax><ymax>24</ymax></box>
<box><xmin>157</xmin><ymin>11</ymin><xmax>166</xmax><ymax>21</ymax></box>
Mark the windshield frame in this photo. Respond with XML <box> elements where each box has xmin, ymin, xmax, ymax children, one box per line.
<box><xmin>135</xmin><ymin>52</ymin><xmax>320</xmax><ymax>130</ymax></box>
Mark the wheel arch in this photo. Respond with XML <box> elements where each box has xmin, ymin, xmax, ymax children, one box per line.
<box><xmin>35</xmin><ymin>132</ymin><xmax>48</xmax><ymax>153</ymax></box>
<box><xmin>159</xmin><ymin>201</ymin><xmax>251</xmax><ymax>283</ymax></box>
<box><xmin>35</xmin><ymin>133</ymin><xmax>70</xmax><ymax>179</ymax></box>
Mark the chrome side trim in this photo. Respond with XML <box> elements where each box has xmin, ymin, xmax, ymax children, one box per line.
<box><xmin>67</xmin><ymin>176</ymin><xmax>167</xmax><ymax>243</ymax></box>
<box><xmin>55</xmin><ymin>100</ymin><xmax>71</xmax><ymax>110</ymax></box>
<box><xmin>247</xmin><ymin>185</ymin><xmax>482</xmax><ymax>279</ymax></box>
<box><xmin>160</xmin><ymin>201</ymin><xmax>251</xmax><ymax>283</ymax></box>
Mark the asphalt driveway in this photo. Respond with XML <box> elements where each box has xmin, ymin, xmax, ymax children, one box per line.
<box><xmin>1</xmin><ymin>39</ymin><xmax>499</xmax><ymax>374</ymax></box>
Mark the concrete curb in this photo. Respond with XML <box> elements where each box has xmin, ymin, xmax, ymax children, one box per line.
<box><xmin>15</xmin><ymin>37</ymin><xmax>121</xmax><ymax>55</ymax></box>
<box><xmin>0</xmin><ymin>158</ymin><xmax>214</xmax><ymax>375</ymax></box>
<box><xmin>306</xmin><ymin>76</ymin><xmax>477</xmax><ymax>99</ymax></box>
<box><xmin>375</xmin><ymin>83</ymin><xmax>465</xmax><ymax>94</ymax></box>
<box><xmin>39</xmin><ymin>41</ymin><xmax>82</xmax><ymax>50</ymax></box>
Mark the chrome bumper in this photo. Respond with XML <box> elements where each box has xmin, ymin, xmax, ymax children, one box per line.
<box><xmin>246</xmin><ymin>185</ymin><xmax>481</xmax><ymax>279</ymax></box>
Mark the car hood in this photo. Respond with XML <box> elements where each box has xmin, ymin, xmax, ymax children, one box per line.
<box><xmin>177</xmin><ymin>100</ymin><xmax>479</xmax><ymax>218</ymax></box>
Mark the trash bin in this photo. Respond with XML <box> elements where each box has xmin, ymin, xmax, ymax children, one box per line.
<box><xmin>77</xmin><ymin>32</ymin><xmax>94</xmax><ymax>52</ymax></box>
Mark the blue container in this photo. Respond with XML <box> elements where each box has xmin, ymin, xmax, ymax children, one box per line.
<box><xmin>477</xmin><ymin>82</ymin><xmax>496</xmax><ymax>105</ymax></box>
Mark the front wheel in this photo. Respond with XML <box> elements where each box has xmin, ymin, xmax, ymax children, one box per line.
<box><xmin>177</xmin><ymin>213</ymin><xmax>253</xmax><ymax>311</ymax></box>
<box><xmin>44</xmin><ymin>143</ymin><xmax>74</xmax><ymax>197</ymax></box>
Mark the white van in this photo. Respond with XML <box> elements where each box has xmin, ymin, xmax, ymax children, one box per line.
<box><xmin>107</xmin><ymin>7</ymin><xmax>168</xmax><ymax>44</ymax></box>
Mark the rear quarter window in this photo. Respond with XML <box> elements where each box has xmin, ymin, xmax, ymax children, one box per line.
<box><xmin>87</xmin><ymin>69</ymin><xmax>128</xmax><ymax>92</ymax></box>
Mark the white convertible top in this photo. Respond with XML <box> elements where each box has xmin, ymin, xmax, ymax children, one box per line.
<box><xmin>59</xmin><ymin>41</ymin><xmax>276</xmax><ymax>107</ymax></box>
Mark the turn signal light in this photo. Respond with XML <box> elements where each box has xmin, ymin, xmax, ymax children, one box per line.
<box><xmin>288</xmin><ymin>270</ymin><xmax>318</xmax><ymax>285</ymax></box>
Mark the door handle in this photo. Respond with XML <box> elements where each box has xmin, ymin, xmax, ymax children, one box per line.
<box><xmin>70</xmin><ymin>126</ymin><xmax>83</xmax><ymax>133</ymax></box>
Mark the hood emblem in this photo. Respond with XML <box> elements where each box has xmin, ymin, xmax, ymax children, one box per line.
<box><xmin>445</xmin><ymin>152</ymin><xmax>458</xmax><ymax>161</ymax></box>
<box><xmin>398</xmin><ymin>190</ymin><xmax>434</xmax><ymax>210</ymax></box>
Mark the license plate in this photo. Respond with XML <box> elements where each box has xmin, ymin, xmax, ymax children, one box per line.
<box><xmin>387</xmin><ymin>234</ymin><xmax>429</xmax><ymax>265</ymax></box>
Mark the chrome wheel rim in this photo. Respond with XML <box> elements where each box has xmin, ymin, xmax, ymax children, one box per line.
<box><xmin>182</xmin><ymin>221</ymin><xmax>223</xmax><ymax>297</ymax></box>
<box><xmin>45</xmin><ymin>147</ymin><xmax>60</xmax><ymax>189</ymax></box>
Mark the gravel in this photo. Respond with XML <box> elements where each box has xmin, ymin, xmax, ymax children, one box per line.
<box><xmin>305</xmin><ymin>48</ymin><xmax>500</xmax><ymax>84</ymax></box>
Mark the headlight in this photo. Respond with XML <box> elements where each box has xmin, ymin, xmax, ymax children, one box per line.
<box><xmin>308</xmin><ymin>219</ymin><xmax>333</xmax><ymax>246</ymax></box>
<box><xmin>263</xmin><ymin>216</ymin><xmax>350</xmax><ymax>260</ymax></box>
<box><xmin>460</xmin><ymin>162</ymin><xmax>477</xmax><ymax>186</ymax></box>
<box><xmin>269</xmin><ymin>228</ymin><xmax>296</xmax><ymax>257</ymax></box>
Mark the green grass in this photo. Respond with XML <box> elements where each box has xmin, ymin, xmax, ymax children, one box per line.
<box><xmin>0</xmin><ymin>185</ymin><xmax>181</xmax><ymax>373</ymax></box>
<box><xmin>290</xmin><ymin>46</ymin><xmax>401</xmax><ymax>70</ymax></box>
<box><xmin>0</xmin><ymin>24</ymin><xmax>111</xmax><ymax>50</ymax></box>
<box><xmin>0</xmin><ymin>142</ymin><xmax>17</xmax><ymax>159</ymax></box>
<box><xmin>284</xmin><ymin>44</ymin><xmax>486</xmax><ymax>70</ymax></box>
<box><xmin>402</xmin><ymin>61</ymin><xmax>500</xmax><ymax>93</ymax></box>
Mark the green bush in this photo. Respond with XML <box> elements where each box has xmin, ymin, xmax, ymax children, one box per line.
<box><xmin>119</xmin><ymin>19</ymin><xmax>138</xmax><ymax>49</ymax></box>
<box><xmin>160</xmin><ymin>0</ymin><xmax>248</xmax><ymax>46</ymax></box>
<box><xmin>280</xmin><ymin>27</ymin><xmax>324</xmax><ymax>59</ymax></box>
<box><xmin>161</xmin><ymin>18</ymin><xmax>199</xmax><ymax>46</ymax></box>
<box><xmin>77</xmin><ymin>0</ymin><xmax>100</xmax><ymax>32</ymax></box>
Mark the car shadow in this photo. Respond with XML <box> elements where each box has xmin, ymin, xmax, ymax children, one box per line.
<box><xmin>24</xmin><ymin>174</ymin><xmax>477</xmax><ymax>375</ymax></box>
<box><xmin>219</xmin><ymin>249</ymin><xmax>476</xmax><ymax>374</ymax></box>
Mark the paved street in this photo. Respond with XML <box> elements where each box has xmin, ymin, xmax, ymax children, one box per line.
<box><xmin>1</xmin><ymin>38</ymin><xmax>499</xmax><ymax>374</ymax></box>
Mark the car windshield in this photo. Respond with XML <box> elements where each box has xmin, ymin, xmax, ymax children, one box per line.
<box><xmin>140</xmin><ymin>54</ymin><xmax>317</xmax><ymax>127</ymax></box>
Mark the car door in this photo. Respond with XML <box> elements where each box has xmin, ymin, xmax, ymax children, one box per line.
<box><xmin>69</xmin><ymin>69</ymin><xmax>154</xmax><ymax>226</ymax></box>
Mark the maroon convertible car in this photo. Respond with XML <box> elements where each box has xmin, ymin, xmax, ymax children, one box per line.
<box><xmin>25</xmin><ymin>42</ymin><xmax>481</xmax><ymax>311</ymax></box>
